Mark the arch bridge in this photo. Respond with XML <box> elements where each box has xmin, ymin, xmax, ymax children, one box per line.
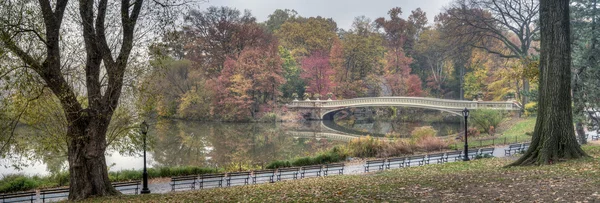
<box><xmin>287</xmin><ymin>97</ymin><xmax>522</xmax><ymax>120</ymax></box>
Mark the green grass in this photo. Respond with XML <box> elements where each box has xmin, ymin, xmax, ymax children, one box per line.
<box><xmin>450</xmin><ymin>117</ymin><xmax>536</xmax><ymax>150</ymax></box>
<box><xmin>500</xmin><ymin>117</ymin><xmax>536</xmax><ymax>138</ymax></box>
<box><xmin>82</xmin><ymin>145</ymin><xmax>600</xmax><ymax>202</ymax></box>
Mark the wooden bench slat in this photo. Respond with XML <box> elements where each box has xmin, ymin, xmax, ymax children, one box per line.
<box><xmin>364</xmin><ymin>159</ymin><xmax>386</xmax><ymax>172</ymax></box>
<box><xmin>324</xmin><ymin>163</ymin><xmax>344</xmax><ymax>176</ymax></box>
<box><xmin>386</xmin><ymin>157</ymin><xmax>405</xmax><ymax>169</ymax></box>
<box><xmin>253</xmin><ymin>170</ymin><xmax>275</xmax><ymax>184</ymax></box>
<box><xmin>300</xmin><ymin>165</ymin><xmax>322</xmax><ymax>178</ymax></box>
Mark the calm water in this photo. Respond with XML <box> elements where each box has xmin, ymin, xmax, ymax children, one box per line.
<box><xmin>0</xmin><ymin>110</ymin><xmax>460</xmax><ymax>176</ymax></box>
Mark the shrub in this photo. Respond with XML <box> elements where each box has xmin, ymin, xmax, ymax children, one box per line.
<box><xmin>524</xmin><ymin>102</ymin><xmax>537</xmax><ymax>117</ymax></box>
<box><xmin>415</xmin><ymin>136</ymin><xmax>447</xmax><ymax>152</ymax></box>
<box><xmin>266</xmin><ymin>160</ymin><xmax>291</xmax><ymax>169</ymax></box>
<box><xmin>410</xmin><ymin>126</ymin><xmax>437</xmax><ymax>143</ymax></box>
<box><xmin>467</xmin><ymin>127</ymin><xmax>481</xmax><ymax>138</ymax></box>
<box><xmin>0</xmin><ymin>175</ymin><xmax>39</xmax><ymax>193</ymax></box>
<box><xmin>470</xmin><ymin>109</ymin><xmax>505</xmax><ymax>134</ymax></box>
<box><xmin>378</xmin><ymin>140</ymin><xmax>412</xmax><ymax>157</ymax></box>
<box><xmin>291</xmin><ymin>157</ymin><xmax>313</xmax><ymax>166</ymax></box>
<box><xmin>258</xmin><ymin>112</ymin><xmax>277</xmax><ymax>122</ymax></box>
<box><xmin>347</xmin><ymin>136</ymin><xmax>382</xmax><ymax>158</ymax></box>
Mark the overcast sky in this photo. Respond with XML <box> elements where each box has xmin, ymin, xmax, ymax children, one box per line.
<box><xmin>203</xmin><ymin>0</ymin><xmax>454</xmax><ymax>30</ymax></box>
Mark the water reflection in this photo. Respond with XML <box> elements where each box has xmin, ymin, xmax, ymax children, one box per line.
<box><xmin>1</xmin><ymin>109</ymin><xmax>460</xmax><ymax>176</ymax></box>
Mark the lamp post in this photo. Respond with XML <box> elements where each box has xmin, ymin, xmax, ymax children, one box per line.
<box><xmin>140</xmin><ymin>121</ymin><xmax>151</xmax><ymax>194</ymax></box>
<box><xmin>462</xmin><ymin>108</ymin><xmax>470</xmax><ymax>161</ymax></box>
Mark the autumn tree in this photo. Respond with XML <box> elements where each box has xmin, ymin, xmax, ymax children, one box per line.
<box><xmin>415</xmin><ymin>29</ymin><xmax>455</xmax><ymax>96</ymax></box>
<box><xmin>212</xmin><ymin>43</ymin><xmax>284</xmax><ymax>120</ymax></box>
<box><xmin>334</xmin><ymin>16</ymin><xmax>385</xmax><ymax>98</ymax></box>
<box><xmin>184</xmin><ymin>7</ymin><xmax>267</xmax><ymax>78</ymax></box>
<box><xmin>446</xmin><ymin>0</ymin><xmax>539</xmax><ymax>103</ymax></box>
<box><xmin>509</xmin><ymin>0</ymin><xmax>587</xmax><ymax>166</ymax></box>
<box><xmin>276</xmin><ymin>16</ymin><xmax>338</xmax><ymax>58</ymax></box>
<box><xmin>0</xmin><ymin>0</ymin><xmax>188</xmax><ymax>200</ymax></box>
<box><xmin>301</xmin><ymin>51</ymin><xmax>335</xmax><ymax>96</ymax></box>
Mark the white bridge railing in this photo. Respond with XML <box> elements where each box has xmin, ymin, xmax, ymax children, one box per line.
<box><xmin>288</xmin><ymin>97</ymin><xmax>521</xmax><ymax>111</ymax></box>
<box><xmin>286</xmin><ymin>131</ymin><xmax>390</xmax><ymax>142</ymax></box>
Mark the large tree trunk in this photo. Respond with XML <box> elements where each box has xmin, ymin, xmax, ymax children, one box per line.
<box><xmin>68</xmin><ymin>118</ymin><xmax>119</xmax><ymax>200</ymax></box>
<box><xmin>509</xmin><ymin>0</ymin><xmax>588</xmax><ymax>166</ymax></box>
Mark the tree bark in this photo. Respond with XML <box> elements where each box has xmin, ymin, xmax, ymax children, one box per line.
<box><xmin>67</xmin><ymin>117</ymin><xmax>119</xmax><ymax>200</ymax></box>
<box><xmin>509</xmin><ymin>0</ymin><xmax>588</xmax><ymax>166</ymax></box>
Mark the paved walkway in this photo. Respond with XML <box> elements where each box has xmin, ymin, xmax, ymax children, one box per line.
<box><xmin>38</xmin><ymin>131</ymin><xmax>598</xmax><ymax>202</ymax></box>
<box><xmin>146</xmin><ymin>143</ymin><xmax>521</xmax><ymax>194</ymax></box>
<box><xmin>145</xmin><ymin>130</ymin><xmax>599</xmax><ymax>194</ymax></box>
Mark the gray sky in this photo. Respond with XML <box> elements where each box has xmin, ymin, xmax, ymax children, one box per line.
<box><xmin>204</xmin><ymin>0</ymin><xmax>454</xmax><ymax>30</ymax></box>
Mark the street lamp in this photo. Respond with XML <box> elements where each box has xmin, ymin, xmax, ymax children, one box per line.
<box><xmin>140</xmin><ymin>121</ymin><xmax>151</xmax><ymax>194</ymax></box>
<box><xmin>462</xmin><ymin>108</ymin><xmax>470</xmax><ymax>161</ymax></box>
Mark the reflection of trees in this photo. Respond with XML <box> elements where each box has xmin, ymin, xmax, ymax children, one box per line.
<box><xmin>149</xmin><ymin>120</ymin><xmax>343</xmax><ymax>169</ymax></box>
<box><xmin>334</xmin><ymin>108</ymin><xmax>461</xmax><ymax>137</ymax></box>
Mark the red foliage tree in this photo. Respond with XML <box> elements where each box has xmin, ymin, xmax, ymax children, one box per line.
<box><xmin>213</xmin><ymin>43</ymin><xmax>284</xmax><ymax>120</ymax></box>
<box><xmin>301</xmin><ymin>51</ymin><xmax>336</xmax><ymax>96</ymax></box>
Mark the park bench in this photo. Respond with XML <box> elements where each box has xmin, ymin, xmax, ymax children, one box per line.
<box><xmin>479</xmin><ymin>148</ymin><xmax>495</xmax><ymax>157</ymax></box>
<box><xmin>199</xmin><ymin>173</ymin><xmax>225</xmax><ymax>189</ymax></box>
<box><xmin>0</xmin><ymin>191</ymin><xmax>36</xmax><ymax>203</ymax></box>
<box><xmin>226</xmin><ymin>171</ymin><xmax>250</xmax><ymax>187</ymax></box>
<box><xmin>277</xmin><ymin>167</ymin><xmax>300</xmax><ymax>181</ymax></box>
<box><xmin>521</xmin><ymin>143</ymin><xmax>530</xmax><ymax>152</ymax></box>
<box><xmin>467</xmin><ymin>149</ymin><xmax>479</xmax><ymax>159</ymax></box>
<box><xmin>170</xmin><ymin>175</ymin><xmax>197</xmax><ymax>191</ymax></box>
<box><xmin>300</xmin><ymin>165</ymin><xmax>322</xmax><ymax>178</ymax></box>
<box><xmin>444</xmin><ymin>151</ymin><xmax>463</xmax><ymax>162</ymax></box>
<box><xmin>252</xmin><ymin>169</ymin><xmax>275</xmax><ymax>184</ymax></box>
<box><xmin>592</xmin><ymin>132</ymin><xmax>599</xmax><ymax>141</ymax></box>
<box><xmin>112</xmin><ymin>181</ymin><xmax>140</xmax><ymax>194</ymax></box>
<box><xmin>425</xmin><ymin>153</ymin><xmax>445</xmax><ymax>164</ymax></box>
<box><xmin>386</xmin><ymin>157</ymin><xmax>405</xmax><ymax>169</ymax></box>
<box><xmin>323</xmin><ymin>163</ymin><xmax>344</xmax><ymax>176</ymax></box>
<box><xmin>505</xmin><ymin>144</ymin><xmax>522</xmax><ymax>156</ymax></box>
<box><xmin>405</xmin><ymin>155</ymin><xmax>425</xmax><ymax>167</ymax></box>
<box><xmin>364</xmin><ymin>159</ymin><xmax>385</xmax><ymax>172</ymax></box>
<box><xmin>40</xmin><ymin>187</ymin><xmax>69</xmax><ymax>203</ymax></box>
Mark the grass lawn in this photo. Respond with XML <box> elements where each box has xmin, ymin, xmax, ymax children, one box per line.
<box><xmin>450</xmin><ymin>117</ymin><xmax>536</xmax><ymax>149</ymax></box>
<box><xmin>82</xmin><ymin>144</ymin><xmax>600</xmax><ymax>202</ymax></box>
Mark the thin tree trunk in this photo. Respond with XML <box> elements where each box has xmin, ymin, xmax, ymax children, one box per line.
<box><xmin>509</xmin><ymin>0</ymin><xmax>588</xmax><ymax>166</ymax></box>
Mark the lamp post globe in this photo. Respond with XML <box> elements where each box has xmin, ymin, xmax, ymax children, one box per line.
<box><xmin>462</xmin><ymin>108</ymin><xmax>470</xmax><ymax>161</ymax></box>
<box><xmin>140</xmin><ymin>121</ymin><xmax>151</xmax><ymax>194</ymax></box>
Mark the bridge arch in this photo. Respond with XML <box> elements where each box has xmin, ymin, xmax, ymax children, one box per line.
<box><xmin>322</xmin><ymin>104</ymin><xmax>463</xmax><ymax>120</ymax></box>
<box><xmin>288</xmin><ymin>97</ymin><xmax>521</xmax><ymax>120</ymax></box>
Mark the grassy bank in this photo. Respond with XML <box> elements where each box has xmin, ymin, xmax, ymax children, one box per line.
<box><xmin>83</xmin><ymin>145</ymin><xmax>600</xmax><ymax>202</ymax></box>
<box><xmin>449</xmin><ymin>117</ymin><xmax>536</xmax><ymax>149</ymax></box>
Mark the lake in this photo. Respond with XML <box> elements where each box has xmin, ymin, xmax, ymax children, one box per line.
<box><xmin>0</xmin><ymin>109</ymin><xmax>460</xmax><ymax>176</ymax></box>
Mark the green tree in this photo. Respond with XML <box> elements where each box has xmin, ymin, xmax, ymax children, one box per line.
<box><xmin>279</xmin><ymin>47</ymin><xmax>305</xmax><ymax>99</ymax></box>
<box><xmin>275</xmin><ymin>16</ymin><xmax>338</xmax><ymax>58</ymax></box>
<box><xmin>572</xmin><ymin>0</ymin><xmax>599</xmax><ymax>144</ymax></box>
<box><xmin>265</xmin><ymin>9</ymin><xmax>298</xmax><ymax>33</ymax></box>
<box><xmin>510</xmin><ymin>0</ymin><xmax>588</xmax><ymax>166</ymax></box>
<box><xmin>469</xmin><ymin>109</ymin><xmax>505</xmax><ymax>135</ymax></box>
